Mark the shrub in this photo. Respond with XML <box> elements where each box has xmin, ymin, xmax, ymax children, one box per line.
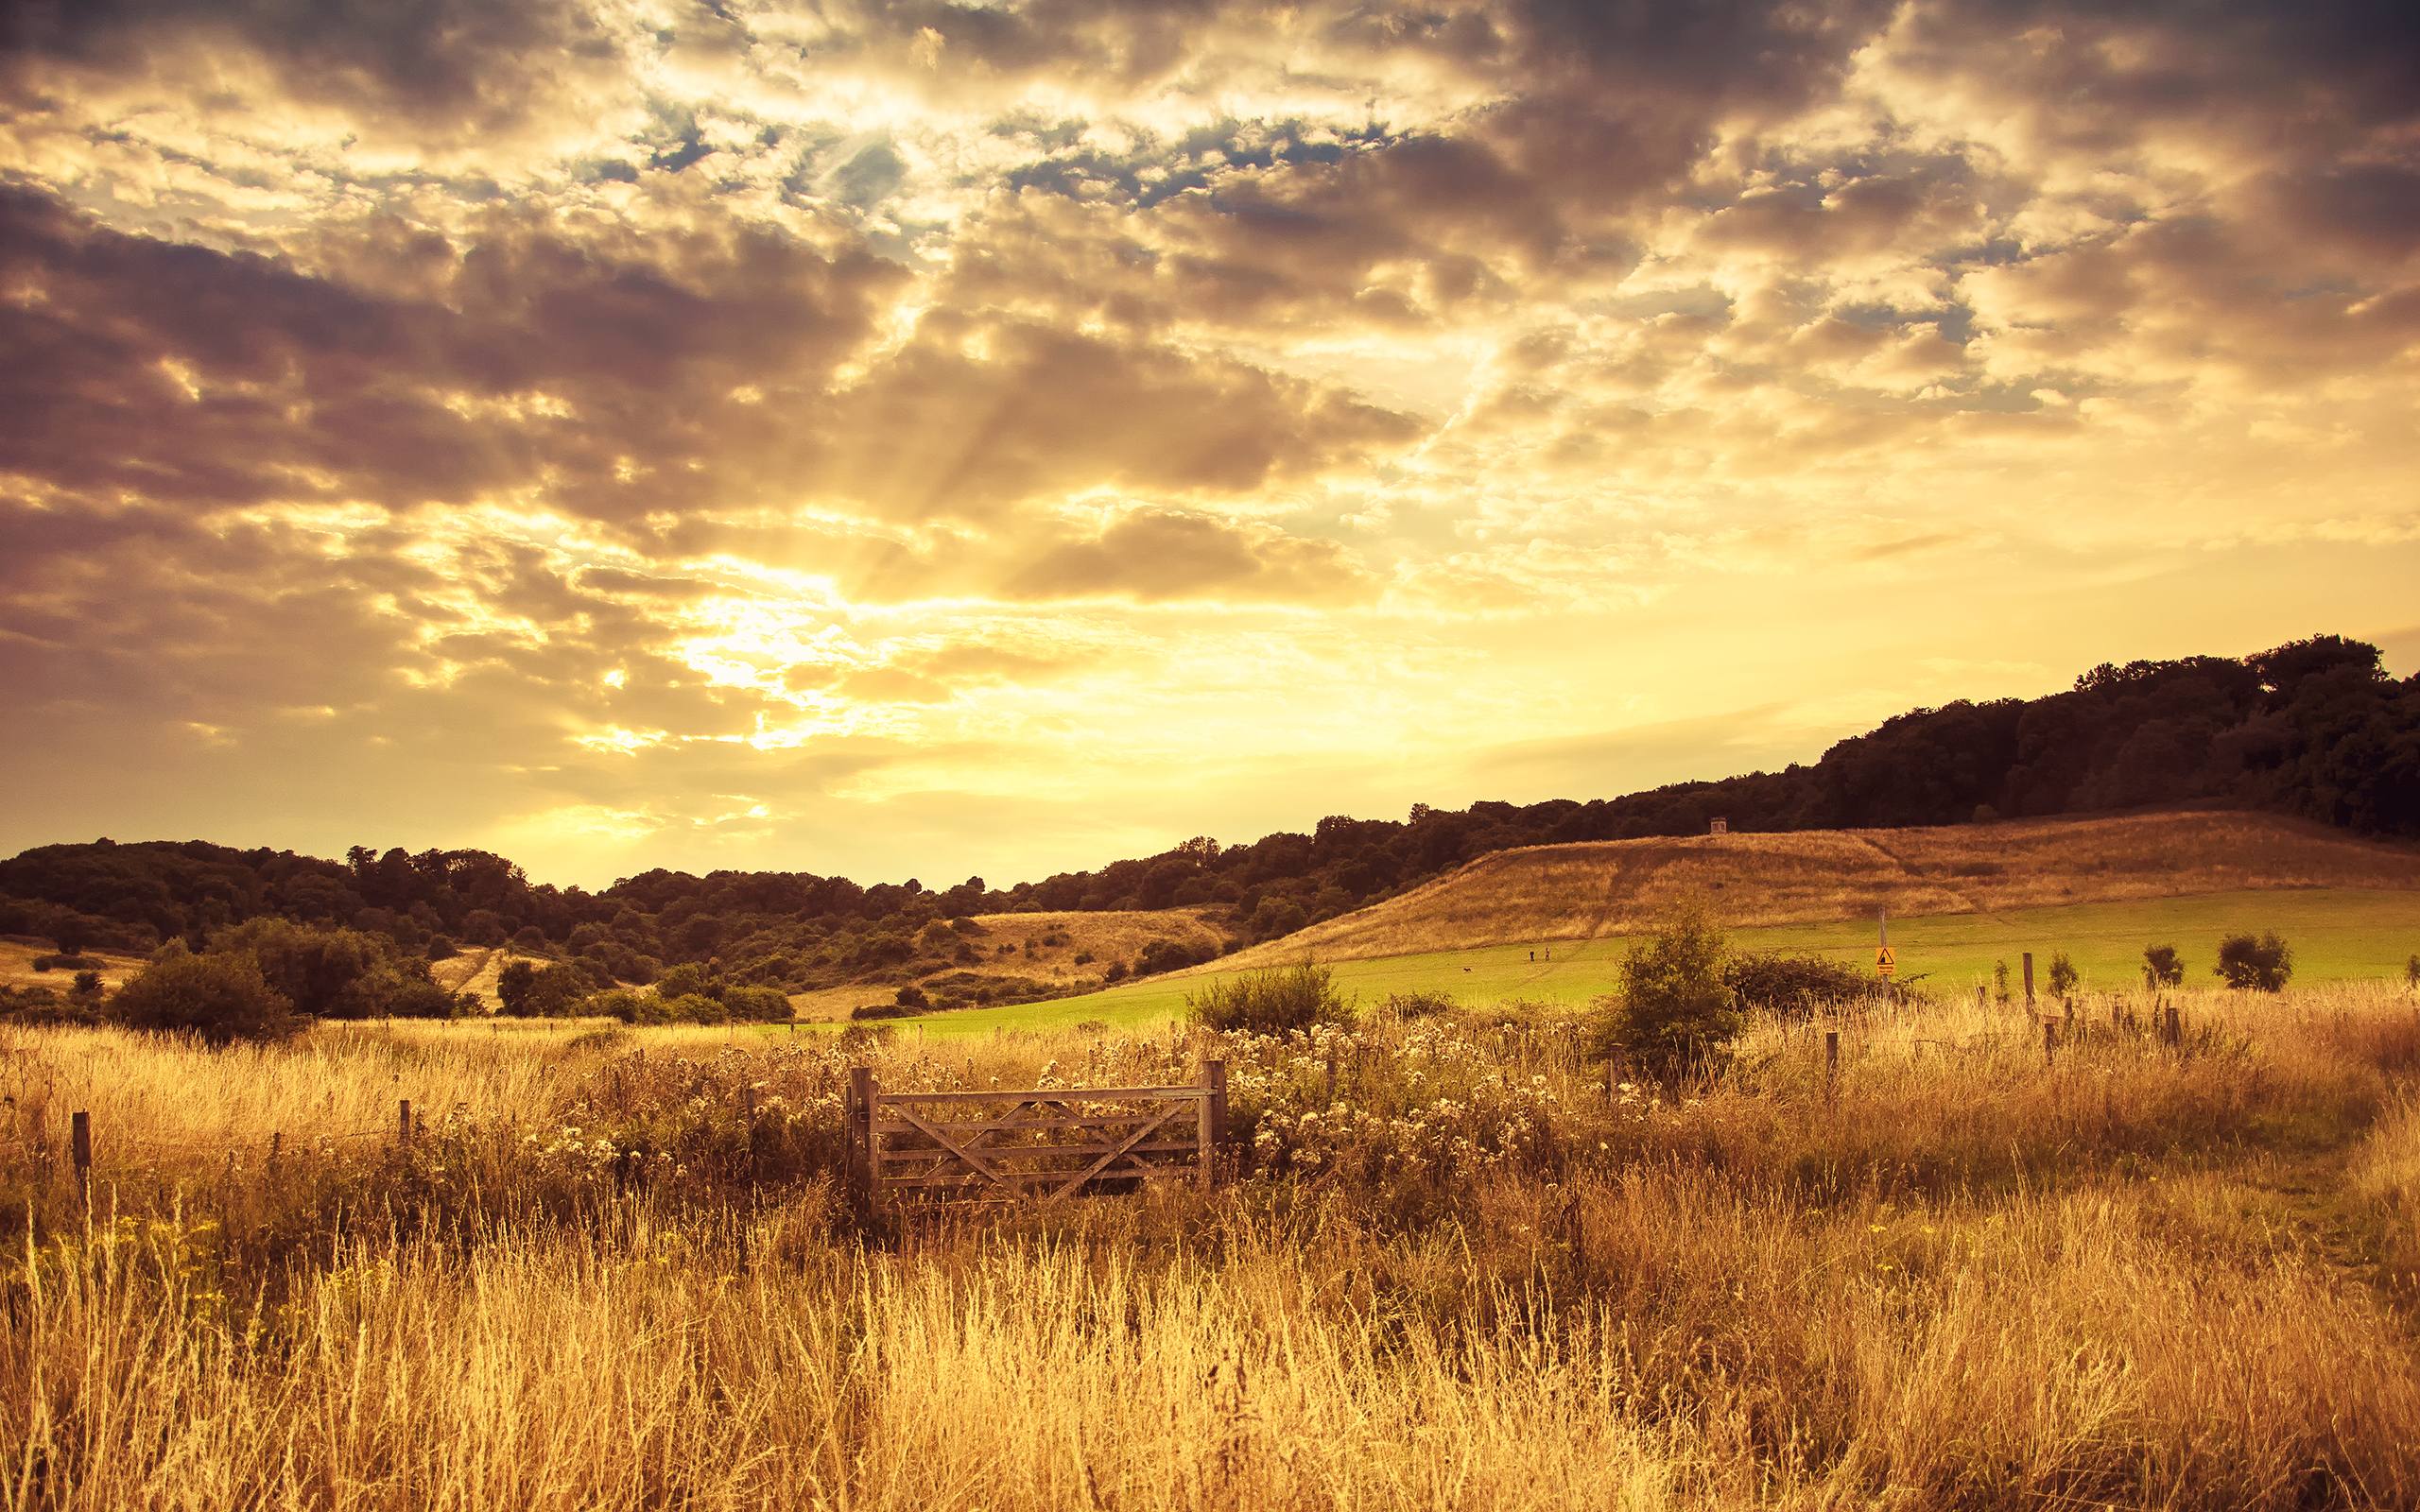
<box><xmin>1377</xmin><ymin>989</ymin><xmax>1456</xmax><ymax>1020</ymax></box>
<box><xmin>497</xmin><ymin>959</ymin><xmax>590</xmax><ymax>1018</ymax></box>
<box><xmin>1073</xmin><ymin>950</ymin><xmax>1095</xmax><ymax>965</ymax></box>
<box><xmin>71</xmin><ymin>969</ymin><xmax>103</xmax><ymax>996</ymax></box>
<box><xmin>110</xmin><ymin>948</ymin><xmax>299</xmax><ymax>1043</ymax></box>
<box><xmin>1993</xmin><ymin>959</ymin><xmax>2011</xmax><ymax>1004</ymax></box>
<box><xmin>1104</xmin><ymin>961</ymin><xmax>1130</xmax><ymax>983</ymax></box>
<box><xmin>1587</xmin><ymin>904</ymin><xmax>1740</xmax><ymax>1085</ymax></box>
<box><xmin>720</xmin><ymin>984</ymin><xmax>791</xmax><ymax>1022</ymax></box>
<box><xmin>662</xmin><ymin>992</ymin><xmax>728</xmax><ymax>1024</ymax></box>
<box><xmin>1136</xmin><ymin>936</ymin><xmax>1212</xmax><ymax>976</ymax></box>
<box><xmin>1722</xmin><ymin>952</ymin><xmax>1866</xmax><ymax>1018</ymax></box>
<box><xmin>894</xmin><ymin>984</ymin><xmax>929</xmax><ymax>1009</ymax></box>
<box><xmin>2047</xmin><ymin>953</ymin><xmax>2080</xmax><ymax>1000</ymax></box>
<box><xmin>849</xmin><ymin>1001</ymin><xmax>918</xmax><ymax>1021</ymax></box>
<box><xmin>1185</xmin><ymin>963</ymin><xmax>1348</xmax><ymax>1036</ymax></box>
<box><xmin>32</xmin><ymin>952</ymin><xmax>104</xmax><ymax>972</ymax></box>
<box><xmin>2143</xmin><ymin>944</ymin><xmax>2186</xmax><ymax>989</ymax></box>
<box><xmin>653</xmin><ymin>962</ymin><xmax>716</xmax><ymax>1001</ymax></box>
<box><xmin>425</xmin><ymin>935</ymin><xmax>458</xmax><ymax>962</ymax></box>
<box><xmin>916</xmin><ymin>919</ymin><xmax>958</xmax><ymax>954</ymax></box>
<box><xmin>2215</xmin><ymin>932</ymin><xmax>2293</xmax><ymax>992</ymax></box>
<box><xmin>585</xmin><ymin>988</ymin><xmax>656</xmax><ymax>1023</ymax></box>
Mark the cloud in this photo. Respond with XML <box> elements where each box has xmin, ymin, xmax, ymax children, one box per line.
<box><xmin>1003</xmin><ymin>506</ymin><xmax>1378</xmax><ymax>603</ymax></box>
<box><xmin>2</xmin><ymin>0</ymin><xmax>2417</xmax><ymax>885</ymax></box>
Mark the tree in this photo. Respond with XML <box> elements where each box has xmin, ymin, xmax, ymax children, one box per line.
<box><xmin>111</xmin><ymin>948</ymin><xmax>298</xmax><ymax>1043</ymax></box>
<box><xmin>2047</xmin><ymin>953</ymin><xmax>2080</xmax><ymax>1001</ymax></box>
<box><xmin>1588</xmin><ymin>904</ymin><xmax>1741</xmax><ymax>1085</ymax></box>
<box><xmin>51</xmin><ymin>921</ymin><xmax>90</xmax><ymax>957</ymax></box>
<box><xmin>497</xmin><ymin>959</ymin><xmax>585</xmax><ymax>1017</ymax></box>
<box><xmin>2215</xmin><ymin>932</ymin><xmax>2293</xmax><ymax>992</ymax></box>
<box><xmin>2142</xmin><ymin>945</ymin><xmax>2185</xmax><ymax>989</ymax></box>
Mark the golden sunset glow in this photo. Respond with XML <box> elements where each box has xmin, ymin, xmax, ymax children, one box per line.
<box><xmin>4</xmin><ymin>0</ymin><xmax>2416</xmax><ymax>886</ymax></box>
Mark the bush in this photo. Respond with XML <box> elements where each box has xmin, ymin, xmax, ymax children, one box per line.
<box><xmin>849</xmin><ymin>1001</ymin><xmax>917</xmax><ymax>1021</ymax></box>
<box><xmin>1722</xmin><ymin>952</ymin><xmax>1866</xmax><ymax>1018</ymax></box>
<box><xmin>661</xmin><ymin>992</ymin><xmax>729</xmax><ymax>1024</ymax></box>
<box><xmin>425</xmin><ymin>935</ymin><xmax>458</xmax><ymax>962</ymax></box>
<box><xmin>2143</xmin><ymin>945</ymin><xmax>2185</xmax><ymax>989</ymax></box>
<box><xmin>1104</xmin><ymin>961</ymin><xmax>1130</xmax><ymax>983</ymax></box>
<box><xmin>31</xmin><ymin>952</ymin><xmax>103</xmax><ymax>972</ymax></box>
<box><xmin>1377</xmin><ymin>989</ymin><xmax>1456</xmax><ymax>1020</ymax></box>
<box><xmin>497</xmin><ymin>959</ymin><xmax>590</xmax><ymax>1018</ymax></box>
<box><xmin>1587</xmin><ymin>904</ymin><xmax>1740</xmax><ymax>1085</ymax></box>
<box><xmin>110</xmin><ymin>948</ymin><xmax>299</xmax><ymax>1043</ymax></box>
<box><xmin>71</xmin><ymin>970</ymin><xmax>103</xmax><ymax>996</ymax></box>
<box><xmin>1185</xmin><ymin>963</ymin><xmax>1347</xmax><ymax>1036</ymax></box>
<box><xmin>585</xmin><ymin>988</ymin><xmax>656</xmax><ymax>1023</ymax></box>
<box><xmin>2047</xmin><ymin>953</ymin><xmax>2080</xmax><ymax>1000</ymax></box>
<box><xmin>894</xmin><ymin>984</ymin><xmax>929</xmax><ymax>1009</ymax></box>
<box><xmin>2215</xmin><ymin>932</ymin><xmax>2293</xmax><ymax>992</ymax></box>
<box><xmin>720</xmin><ymin>984</ymin><xmax>791</xmax><ymax>1022</ymax></box>
<box><xmin>1136</xmin><ymin>936</ymin><xmax>1212</xmax><ymax>976</ymax></box>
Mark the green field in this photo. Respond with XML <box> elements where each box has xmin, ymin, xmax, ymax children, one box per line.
<box><xmin>824</xmin><ymin>887</ymin><xmax>2420</xmax><ymax>1040</ymax></box>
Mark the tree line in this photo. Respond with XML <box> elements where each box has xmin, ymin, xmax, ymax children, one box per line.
<box><xmin>2</xmin><ymin>634</ymin><xmax>2411</xmax><ymax>1001</ymax></box>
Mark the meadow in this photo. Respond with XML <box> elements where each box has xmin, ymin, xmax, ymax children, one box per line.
<box><xmin>7</xmin><ymin>978</ymin><xmax>2420</xmax><ymax>1508</ymax></box>
<box><xmin>871</xmin><ymin>885</ymin><xmax>2420</xmax><ymax>1039</ymax></box>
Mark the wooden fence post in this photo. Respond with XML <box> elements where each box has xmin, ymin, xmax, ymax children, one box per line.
<box><xmin>2042</xmin><ymin>1019</ymin><xmax>2057</xmax><ymax>1065</ymax></box>
<box><xmin>847</xmin><ymin>1066</ymin><xmax>878</xmax><ymax>1211</ymax></box>
<box><xmin>2022</xmin><ymin>953</ymin><xmax>2035</xmax><ymax>1010</ymax></box>
<box><xmin>71</xmin><ymin>1109</ymin><xmax>91</xmax><ymax>1201</ymax></box>
<box><xmin>398</xmin><ymin>1098</ymin><xmax>413</xmax><ymax>1146</ymax></box>
<box><xmin>1198</xmin><ymin>1059</ymin><xmax>1228</xmax><ymax>1189</ymax></box>
<box><xmin>1824</xmin><ymin>1030</ymin><xmax>1840</xmax><ymax>1101</ymax></box>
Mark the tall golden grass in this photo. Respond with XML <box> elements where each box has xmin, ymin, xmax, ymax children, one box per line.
<box><xmin>6</xmin><ymin>983</ymin><xmax>2420</xmax><ymax>1509</ymax></box>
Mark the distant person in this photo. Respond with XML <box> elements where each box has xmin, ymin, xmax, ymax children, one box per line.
<box><xmin>1528</xmin><ymin>949</ymin><xmax>1534</xmax><ymax>962</ymax></box>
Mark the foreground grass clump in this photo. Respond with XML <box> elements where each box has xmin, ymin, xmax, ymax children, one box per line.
<box><xmin>1184</xmin><ymin>960</ymin><xmax>1348</xmax><ymax>1035</ymax></box>
<box><xmin>5</xmin><ymin>985</ymin><xmax>2420</xmax><ymax>1509</ymax></box>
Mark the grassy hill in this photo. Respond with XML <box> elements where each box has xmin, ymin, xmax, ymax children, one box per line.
<box><xmin>790</xmin><ymin>907</ymin><xmax>1229</xmax><ymax>1022</ymax></box>
<box><xmin>1210</xmin><ymin>810</ymin><xmax>2419</xmax><ymax>971</ymax></box>
<box><xmin>831</xmin><ymin>811</ymin><xmax>2420</xmax><ymax>1040</ymax></box>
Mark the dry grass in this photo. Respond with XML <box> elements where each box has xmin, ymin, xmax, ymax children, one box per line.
<box><xmin>428</xmin><ymin>945</ymin><xmax>556</xmax><ymax>1010</ymax></box>
<box><xmin>1219</xmin><ymin>810</ymin><xmax>2420</xmax><ymax>968</ymax></box>
<box><xmin>5</xmin><ymin>984</ymin><xmax>2420</xmax><ymax>1509</ymax></box>
<box><xmin>0</xmin><ymin>940</ymin><xmax>143</xmax><ymax>995</ymax></box>
<box><xmin>962</xmin><ymin>907</ymin><xmax>1227</xmax><ymax>979</ymax></box>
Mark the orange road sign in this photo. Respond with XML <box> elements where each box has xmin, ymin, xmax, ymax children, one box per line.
<box><xmin>1876</xmin><ymin>945</ymin><xmax>1897</xmax><ymax>977</ymax></box>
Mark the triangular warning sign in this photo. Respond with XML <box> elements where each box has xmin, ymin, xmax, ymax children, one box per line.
<box><xmin>1876</xmin><ymin>945</ymin><xmax>1897</xmax><ymax>976</ymax></box>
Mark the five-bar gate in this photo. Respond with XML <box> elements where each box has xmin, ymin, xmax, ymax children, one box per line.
<box><xmin>846</xmin><ymin>1061</ymin><xmax>1226</xmax><ymax>1208</ymax></box>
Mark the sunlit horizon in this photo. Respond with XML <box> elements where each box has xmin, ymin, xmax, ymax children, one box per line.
<box><xmin>5</xmin><ymin>0</ymin><xmax>2417</xmax><ymax>889</ymax></box>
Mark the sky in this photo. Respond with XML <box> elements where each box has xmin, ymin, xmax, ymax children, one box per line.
<box><xmin>2</xmin><ymin>1</ymin><xmax>2416</xmax><ymax>891</ymax></box>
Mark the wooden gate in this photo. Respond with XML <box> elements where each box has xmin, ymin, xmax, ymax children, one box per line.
<box><xmin>845</xmin><ymin>1061</ymin><xmax>1226</xmax><ymax>1208</ymax></box>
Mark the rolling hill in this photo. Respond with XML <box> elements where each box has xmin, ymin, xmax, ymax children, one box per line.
<box><xmin>1202</xmin><ymin>810</ymin><xmax>2420</xmax><ymax>971</ymax></box>
<box><xmin>838</xmin><ymin>810</ymin><xmax>2420</xmax><ymax>1037</ymax></box>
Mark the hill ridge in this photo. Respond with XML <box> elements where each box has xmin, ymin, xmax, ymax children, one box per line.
<box><xmin>1203</xmin><ymin>809</ymin><xmax>2420</xmax><ymax>972</ymax></box>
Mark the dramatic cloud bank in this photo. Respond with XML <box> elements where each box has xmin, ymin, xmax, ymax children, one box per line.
<box><xmin>3</xmin><ymin>0</ymin><xmax>2415</xmax><ymax>884</ymax></box>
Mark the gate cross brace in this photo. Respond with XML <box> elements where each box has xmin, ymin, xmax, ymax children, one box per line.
<box><xmin>1043</xmin><ymin>1103</ymin><xmax>1182</xmax><ymax>1203</ymax></box>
